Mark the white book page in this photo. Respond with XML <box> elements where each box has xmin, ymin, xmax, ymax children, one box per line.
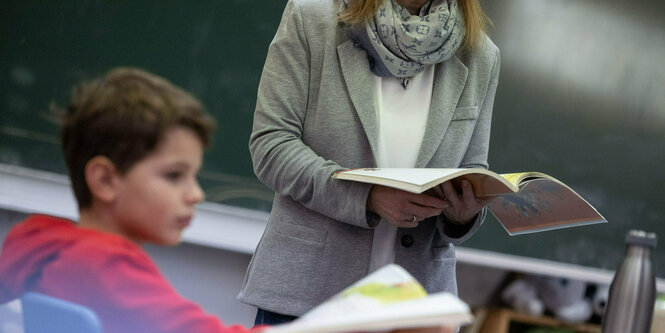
<box><xmin>267</xmin><ymin>264</ymin><xmax>472</xmax><ymax>333</ymax></box>
<box><xmin>337</xmin><ymin>168</ymin><xmax>468</xmax><ymax>186</ymax></box>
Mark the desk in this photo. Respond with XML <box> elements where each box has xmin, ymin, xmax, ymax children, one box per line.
<box><xmin>479</xmin><ymin>308</ymin><xmax>600</xmax><ymax>333</ymax></box>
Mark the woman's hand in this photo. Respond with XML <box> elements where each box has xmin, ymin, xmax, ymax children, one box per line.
<box><xmin>430</xmin><ymin>180</ymin><xmax>495</xmax><ymax>225</ymax></box>
<box><xmin>367</xmin><ymin>185</ymin><xmax>448</xmax><ymax>228</ymax></box>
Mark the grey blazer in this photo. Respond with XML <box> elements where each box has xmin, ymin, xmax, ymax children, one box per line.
<box><xmin>238</xmin><ymin>0</ymin><xmax>500</xmax><ymax>316</ymax></box>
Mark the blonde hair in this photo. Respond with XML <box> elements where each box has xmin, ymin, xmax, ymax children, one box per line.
<box><xmin>338</xmin><ymin>0</ymin><xmax>492</xmax><ymax>51</ymax></box>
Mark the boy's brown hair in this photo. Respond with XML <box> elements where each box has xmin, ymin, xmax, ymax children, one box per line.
<box><xmin>59</xmin><ymin>67</ymin><xmax>216</xmax><ymax>209</ymax></box>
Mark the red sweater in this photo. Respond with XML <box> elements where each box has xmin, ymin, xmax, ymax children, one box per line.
<box><xmin>0</xmin><ymin>214</ymin><xmax>265</xmax><ymax>333</ymax></box>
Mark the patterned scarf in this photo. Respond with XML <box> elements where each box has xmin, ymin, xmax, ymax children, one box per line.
<box><xmin>343</xmin><ymin>0</ymin><xmax>465</xmax><ymax>82</ymax></box>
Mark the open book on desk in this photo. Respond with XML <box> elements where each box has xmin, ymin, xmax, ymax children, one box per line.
<box><xmin>267</xmin><ymin>264</ymin><xmax>472</xmax><ymax>333</ymax></box>
<box><xmin>333</xmin><ymin>168</ymin><xmax>607</xmax><ymax>235</ymax></box>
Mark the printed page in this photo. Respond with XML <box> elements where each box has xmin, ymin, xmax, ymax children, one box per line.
<box><xmin>268</xmin><ymin>264</ymin><xmax>472</xmax><ymax>333</ymax></box>
<box><xmin>500</xmin><ymin>172</ymin><xmax>557</xmax><ymax>187</ymax></box>
<box><xmin>336</xmin><ymin>168</ymin><xmax>469</xmax><ymax>187</ymax></box>
<box><xmin>298</xmin><ymin>264</ymin><xmax>428</xmax><ymax>322</ymax></box>
<box><xmin>334</xmin><ymin>168</ymin><xmax>516</xmax><ymax>194</ymax></box>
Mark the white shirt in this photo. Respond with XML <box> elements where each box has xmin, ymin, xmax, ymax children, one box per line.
<box><xmin>368</xmin><ymin>65</ymin><xmax>435</xmax><ymax>273</ymax></box>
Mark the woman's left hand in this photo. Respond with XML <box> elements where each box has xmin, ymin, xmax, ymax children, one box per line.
<box><xmin>430</xmin><ymin>179</ymin><xmax>495</xmax><ymax>225</ymax></box>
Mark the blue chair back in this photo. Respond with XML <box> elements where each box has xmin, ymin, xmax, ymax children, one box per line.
<box><xmin>21</xmin><ymin>292</ymin><xmax>103</xmax><ymax>333</ymax></box>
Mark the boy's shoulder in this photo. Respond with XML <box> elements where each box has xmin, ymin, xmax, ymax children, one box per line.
<box><xmin>7</xmin><ymin>214</ymin><xmax>155</xmax><ymax>276</ymax></box>
<box><xmin>51</xmin><ymin>221</ymin><xmax>154</xmax><ymax>271</ymax></box>
<box><xmin>0</xmin><ymin>214</ymin><xmax>160</xmax><ymax>302</ymax></box>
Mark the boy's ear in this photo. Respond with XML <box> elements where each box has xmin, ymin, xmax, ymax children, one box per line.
<box><xmin>85</xmin><ymin>156</ymin><xmax>120</xmax><ymax>204</ymax></box>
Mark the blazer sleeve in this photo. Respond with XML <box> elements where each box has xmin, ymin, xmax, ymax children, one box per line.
<box><xmin>438</xmin><ymin>46</ymin><xmax>501</xmax><ymax>244</ymax></box>
<box><xmin>249</xmin><ymin>0</ymin><xmax>375</xmax><ymax>228</ymax></box>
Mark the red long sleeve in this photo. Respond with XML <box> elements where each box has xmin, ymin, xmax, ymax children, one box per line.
<box><xmin>0</xmin><ymin>215</ymin><xmax>266</xmax><ymax>333</ymax></box>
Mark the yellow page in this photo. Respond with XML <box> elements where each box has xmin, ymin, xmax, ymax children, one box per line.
<box><xmin>500</xmin><ymin>172</ymin><xmax>529</xmax><ymax>187</ymax></box>
<box><xmin>500</xmin><ymin>172</ymin><xmax>553</xmax><ymax>187</ymax></box>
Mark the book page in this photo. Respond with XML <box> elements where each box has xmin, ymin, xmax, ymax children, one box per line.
<box><xmin>335</xmin><ymin>168</ymin><xmax>469</xmax><ymax>187</ymax></box>
<box><xmin>298</xmin><ymin>264</ymin><xmax>428</xmax><ymax>321</ymax></box>
<box><xmin>500</xmin><ymin>172</ymin><xmax>556</xmax><ymax>187</ymax></box>
<box><xmin>267</xmin><ymin>264</ymin><xmax>472</xmax><ymax>333</ymax></box>
<box><xmin>334</xmin><ymin>168</ymin><xmax>516</xmax><ymax>194</ymax></box>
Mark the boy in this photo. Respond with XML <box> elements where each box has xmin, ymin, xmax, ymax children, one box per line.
<box><xmin>0</xmin><ymin>68</ymin><xmax>263</xmax><ymax>332</ymax></box>
<box><xmin>0</xmin><ymin>68</ymin><xmax>454</xmax><ymax>333</ymax></box>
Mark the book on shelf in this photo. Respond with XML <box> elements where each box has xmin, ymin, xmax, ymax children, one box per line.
<box><xmin>267</xmin><ymin>264</ymin><xmax>473</xmax><ymax>333</ymax></box>
<box><xmin>333</xmin><ymin>168</ymin><xmax>606</xmax><ymax>235</ymax></box>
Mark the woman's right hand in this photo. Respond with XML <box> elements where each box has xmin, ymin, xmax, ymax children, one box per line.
<box><xmin>366</xmin><ymin>185</ymin><xmax>448</xmax><ymax>228</ymax></box>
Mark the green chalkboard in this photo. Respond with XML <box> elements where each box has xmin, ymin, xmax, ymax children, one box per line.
<box><xmin>0</xmin><ymin>0</ymin><xmax>286</xmax><ymax>211</ymax></box>
<box><xmin>464</xmin><ymin>0</ymin><xmax>665</xmax><ymax>278</ymax></box>
<box><xmin>1</xmin><ymin>0</ymin><xmax>663</xmax><ymax>278</ymax></box>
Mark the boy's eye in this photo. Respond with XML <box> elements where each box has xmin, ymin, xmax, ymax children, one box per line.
<box><xmin>164</xmin><ymin>171</ymin><xmax>184</xmax><ymax>181</ymax></box>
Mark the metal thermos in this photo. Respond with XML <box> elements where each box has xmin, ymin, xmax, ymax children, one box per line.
<box><xmin>602</xmin><ymin>230</ymin><xmax>657</xmax><ymax>333</ymax></box>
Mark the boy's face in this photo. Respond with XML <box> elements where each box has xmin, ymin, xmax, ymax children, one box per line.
<box><xmin>111</xmin><ymin>127</ymin><xmax>204</xmax><ymax>245</ymax></box>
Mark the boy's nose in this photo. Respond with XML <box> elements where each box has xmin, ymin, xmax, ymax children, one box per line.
<box><xmin>187</xmin><ymin>181</ymin><xmax>205</xmax><ymax>204</ymax></box>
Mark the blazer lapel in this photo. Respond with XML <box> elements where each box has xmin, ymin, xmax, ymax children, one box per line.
<box><xmin>416</xmin><ymin>56</ymin><xmax>469</xmax><ymax>167</ymax></box>
<box><xmin>337</xmin><ymin>40</ymin><xmax>379</xmax><ymax>162</ymax></box>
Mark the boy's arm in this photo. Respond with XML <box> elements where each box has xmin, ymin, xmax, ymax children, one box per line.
<box><xmin>86</xmin><ymin>249</ymin><xmax>265</xmax><ymax>333</ymax></box>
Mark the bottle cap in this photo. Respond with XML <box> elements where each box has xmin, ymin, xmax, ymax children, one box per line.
<box><xmin>626</xmin><ymin>230</ymin><xmax>657</xmax><ymax>249</ymax></box>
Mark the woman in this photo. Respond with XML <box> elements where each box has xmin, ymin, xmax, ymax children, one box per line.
<box><xmin>239</xmin><ymin>0</ymin><xmax>500</xmax><ymax>325</ymax></box>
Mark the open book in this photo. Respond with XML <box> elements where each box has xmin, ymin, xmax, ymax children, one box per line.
<box><xmin>333</xmin><ymin>168</ymin><xmax>606</xmax><ymax>235</ymax></box>
<box><xmin>267</xmin><ymin>264</ymin><xmax>472</xmax><ymax>333</ymax></box>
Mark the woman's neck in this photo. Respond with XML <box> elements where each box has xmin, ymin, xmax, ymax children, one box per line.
<box><xmin>396</xmin><ymin>0</ymin><xmax>429</xmax><ymax>15</ymax></box>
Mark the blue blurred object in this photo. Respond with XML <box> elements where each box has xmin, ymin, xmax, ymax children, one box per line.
<box><xmin>21</xmin><ymin>292</ymin><xmax>102</xmax><ymax>333</ymax></box>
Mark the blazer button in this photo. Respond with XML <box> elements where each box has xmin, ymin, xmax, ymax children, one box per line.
<box><xmin>401</xmin><ymin>235</ymin><xmax>414</xmax><ymax>248</ymax></box>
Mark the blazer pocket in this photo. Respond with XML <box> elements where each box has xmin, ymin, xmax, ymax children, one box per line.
<box><xmin>276</xmin><ymin>221</ymin><xmax>327</xmax><ymax>244</ymax></box>
<box><xmin>451</xmin><ymin>106</ymin><xmax>479</xmax><ymax>121</ymax></box>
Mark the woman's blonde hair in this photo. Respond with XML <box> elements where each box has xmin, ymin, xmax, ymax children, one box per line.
<box><xmin>338</xmin><ymin>0</ymin><xmax>492</xmax><ymax>51</ymax></box>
